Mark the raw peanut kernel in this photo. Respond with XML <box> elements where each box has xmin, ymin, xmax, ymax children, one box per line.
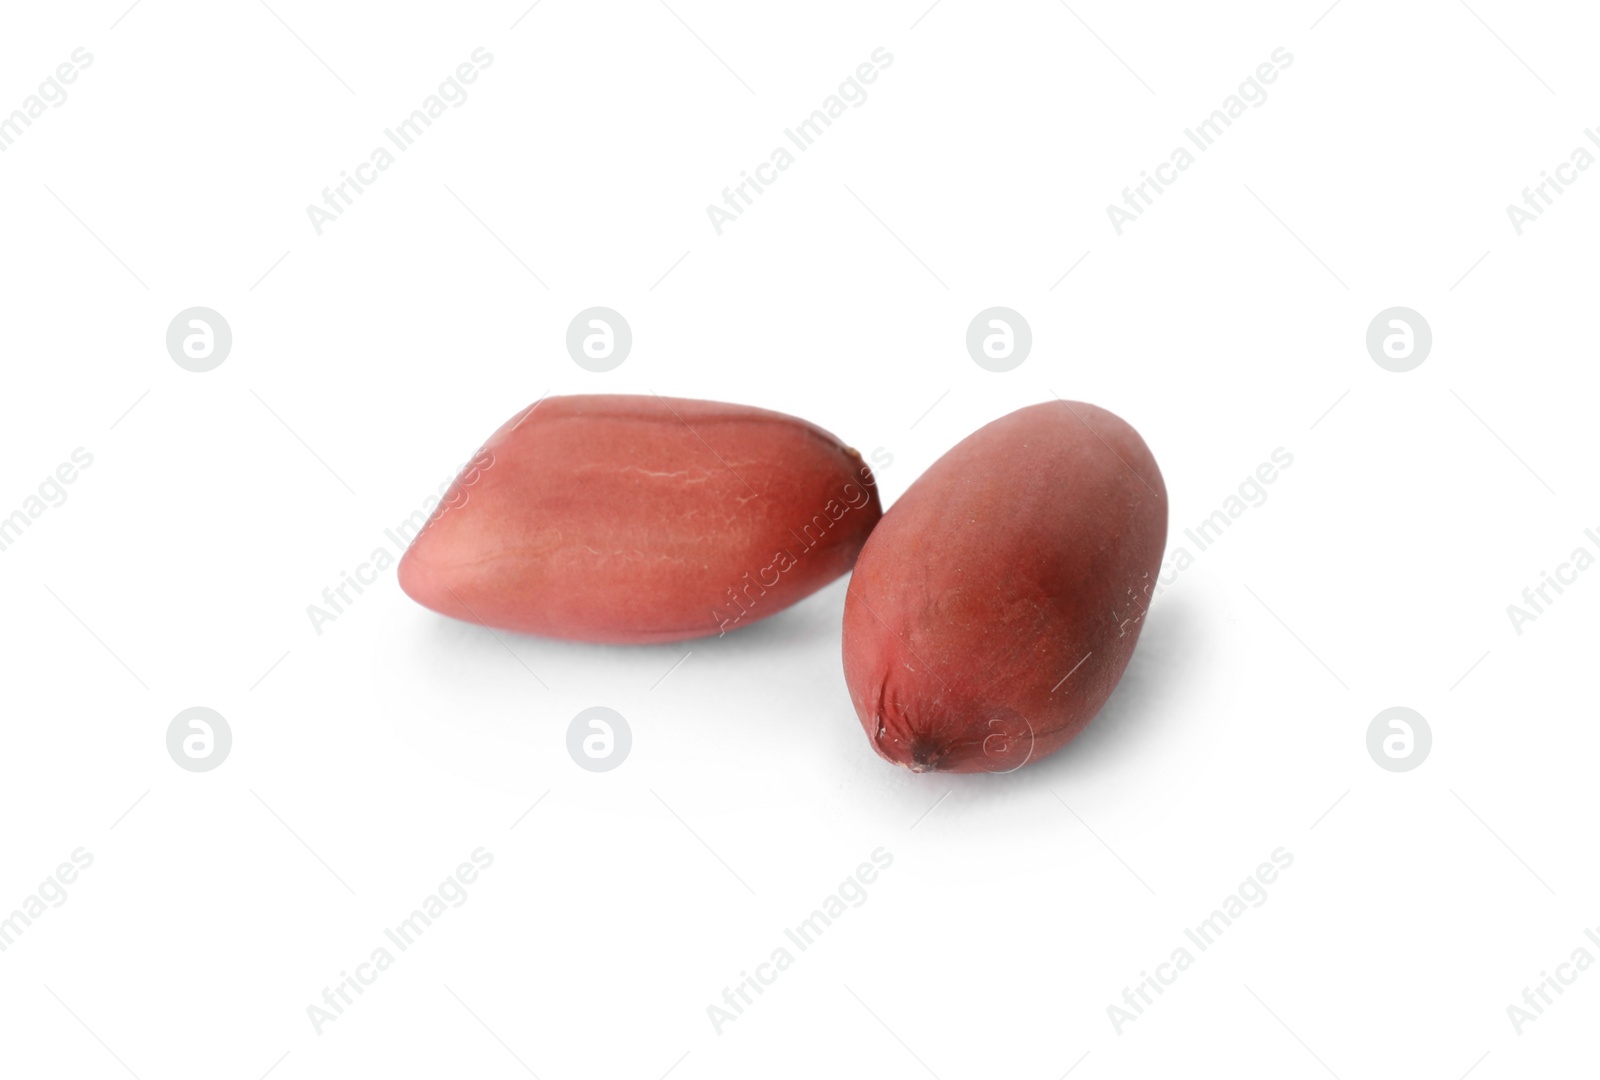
<box><xmin>400</xmin><ymin>395</ymin><xmax>882</xmax><ymax>644</ymax></box>
<box><xmin>842</xmin><ymin>401</ymin><xmax>1167</xmax><ymax>773</ymax></box>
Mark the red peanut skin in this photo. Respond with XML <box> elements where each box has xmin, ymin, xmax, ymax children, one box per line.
<box><xmin>842</xmin><ymin>401</ymin><xmax>1166</xmax><ymax>773</ymax></box>
<box><xmin>399</xmin><ymin>395</ymin><xmax>882</xmax><ymax>643</ymax></box>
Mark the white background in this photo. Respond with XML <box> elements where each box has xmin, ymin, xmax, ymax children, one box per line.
<box><xmin>1</xmin><ymin>1</ymin><xmax>1596</xmax><ymax>1077</ymax></box>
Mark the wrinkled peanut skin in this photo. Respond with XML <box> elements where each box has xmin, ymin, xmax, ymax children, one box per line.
<box><xmin>842</xmin><ymin>401</ymin><xmax>1167</xmax><ymax>773</ymax></box>
<box><xmin>400</xmin><ymin>395</ymin><xmax>881</xmax><ymax>643</ymax></box>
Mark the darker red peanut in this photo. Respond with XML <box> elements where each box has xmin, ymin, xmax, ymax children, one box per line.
<box><xmin>399</xmin><ymin>395</ymin><xmax>882</xmax><ymax>643</ymax></box>
<box><xmin>842</xmin><ymin>401</ymin><xmax>1167</xmax><ymax>773</ymax></box>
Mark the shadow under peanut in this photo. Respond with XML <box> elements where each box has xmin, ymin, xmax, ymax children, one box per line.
<box><xmin>1033</xmin><ymin>586</ymin><xmax>1201</xmax><ymax>779</ymax></box>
